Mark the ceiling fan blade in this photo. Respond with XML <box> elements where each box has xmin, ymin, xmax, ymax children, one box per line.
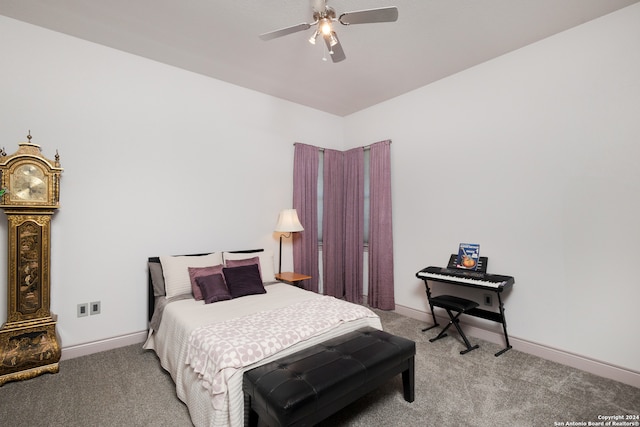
<box><xmin>324</xmin><ymin>32</ymin><xmax>346</xmax><ymax>63</ymax></box>
<box><xmin>338</xmin><ymin>6</ymin><xmax>398</xmax><ymax>25</ymax></box>
<box><xmin>259</xmin><ymin>23</ymin><xmax>312</xmax><ymax>41</ymax></box>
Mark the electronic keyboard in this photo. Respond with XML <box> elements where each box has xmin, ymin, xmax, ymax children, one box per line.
<box><xmin>416</xmin><ymin>266</ymin><xmax>514</xmax><ymax>292</ymax></box>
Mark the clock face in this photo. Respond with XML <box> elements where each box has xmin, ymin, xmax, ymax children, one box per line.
<box><xmin>10</xmin><ymin>164</ymin><xmax>48</xmax><ymax>202</ymax></box>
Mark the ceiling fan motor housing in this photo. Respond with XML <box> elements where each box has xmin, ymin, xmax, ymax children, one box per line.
<box><xmin>313</xmin><ymin>6</ymin><xmax>336</xmax><ymax>22</ymax></box>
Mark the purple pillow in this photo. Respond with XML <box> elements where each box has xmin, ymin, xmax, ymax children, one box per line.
<box><xmin>225</xmin><ymin>256</ymin><xmax>262</xmax><ymax>281</ymax></box>
<box><xmin>196</xmin><ymin>273</ymin><xmax>231</xmax><ymax>304</ymax></box>
<box><xmin>223</xmin><ymin>264</ymin><xmax>266</xmax><ymax>299</ymax></box>
<box><xmin>188</xmin><ymin>265</ymin><xmax>225</xmax><ymax>300</ymax></box>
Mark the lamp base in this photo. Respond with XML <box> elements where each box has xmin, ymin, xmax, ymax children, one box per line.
<box><xmin>278</xmin><ymin>234</ymin><xmax>283</xmax><ymax>274</ymax></box>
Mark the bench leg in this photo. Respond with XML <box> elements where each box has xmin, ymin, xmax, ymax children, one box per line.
<box><xmin>428</xmin><ymin>310</ymin><xmax>458</xmax><ymax>343</ymax></box>
<box><xmin>401</xmin><ymin>356</ymin><xmax>415</xmax><ymax>402</ymax></box>
<box><xmin>429</xmin><ymin>309</ymin><xmax>479</xmax><ymax>355</ymax></box>
<box><xmin>244</xmin><ymin>394</ymin><xmax>258</xmax><ymax>427</ymax></box>
<box><xmin>448</xmin><ymin>311</ymin><xmax>479</xmax><ymax>355</ymax></box>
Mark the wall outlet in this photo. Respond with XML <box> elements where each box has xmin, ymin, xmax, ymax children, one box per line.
<box><xmin>77</xmin><ymin>303</ymin><xmax>89</xmax><ymax>317</ymax></box>
<box><xmin>483</xmin><ymin>294</ymin><xmax>493</xmax><ymax>307</ymax></box>
<box><xmin>90</xmin><ymin>301</ymin><xmax>101</xmax><ymax>315</ymax></box>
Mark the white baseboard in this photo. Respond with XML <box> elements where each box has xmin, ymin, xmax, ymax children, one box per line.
<box><xmin>59</xmin><ymin>308</ymin><xmax>640</xmax><ymax>390</ymax></box>
<box><xmin>394</xmin><ymin>304</ymin><xmax>640</xmax><ymax>389</ymax></box>
<box><xmin>60</xmin><ymin>330</ymin><xmax>148</xmax><ymax>361</ymax></box>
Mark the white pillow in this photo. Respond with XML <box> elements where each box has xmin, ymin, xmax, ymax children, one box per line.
<box><xmin>223</xmin><ymin>250</ymin><xmax>276</xmax><ymax>283</ymax></box>
<box><xmin>160</xmin><ymin>253</ymin><xmax>223</xmax><ymax>298</ymax></box>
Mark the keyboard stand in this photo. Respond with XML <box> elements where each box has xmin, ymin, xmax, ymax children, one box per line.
<box><xmin>419</xmin><ymin>266</ymin><xmax>514</xmax><ymax>357</ymax></box>
<box><xmin>466</xmin><ymin>291</ymin><xmax>512</xmax><ymax>356</ymax></box>
<box><xmin>421</xmin><ymin>282</ymin><xmax>440</xmax><ymax>332</ymax></box>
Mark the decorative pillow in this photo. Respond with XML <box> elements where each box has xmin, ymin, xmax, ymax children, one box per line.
<box><xmin>188</xmin><ymin>264</ymin><xmax>225</xmax><ymax>301</ymax></box>
<box><xmin>223</xmin><ymin>250</ymin><xmax>276</xmax><ymax>283</ymax></box>
<box><xmin>225</xmin><ymin>256</ymin><xmax>261</xmax><ymax>278</ymax></box>
<box><xmin>196</xmin><ymin>273</ymin><xmax>231</xmax><ymax>304</ymax></box>
<box><xmin>148</xmin><ymin>261</ymin><xmax>166</xmax><ymax>296</ymax></box>
<box><xmin>160</xmin><ymin>253</ymin><xmax>223</xmax><ymax>298</ymax></box>
<box><xmin>223</xmin><ymin>264</ymin><xmax>266</xmax><ymax>298</ymax></box>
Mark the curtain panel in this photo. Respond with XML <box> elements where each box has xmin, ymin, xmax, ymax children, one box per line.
<box><xmin>343</xmin><ymin>147</ymin><xmax>365</xmax><ymax>304</ymax></box>
<box><xmin>322</xmin><ymin>149</ymin><xmax>345</xmax><ymax>298</ymax></box>
<box><xmin>368</xmin><ymin>140</ymin><xmax>395</xmax><ymax>309</ymax></box>
<box><xmin>292</xmin><ymin>140</ymin><xmax>393</xmax><ymax>307</ymax></box>
<box><xmin>322</xmin><ymin>148</ymin><xmax>364</xmax><ymax>303</ymax></box>
<box><xmin>292</xmin><ymin>143</ymin><xmax>319</xmax><ymax>292</ymax></box>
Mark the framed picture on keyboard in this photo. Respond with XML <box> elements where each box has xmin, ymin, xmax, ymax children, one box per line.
<box><xmin>447</xmin><ymin>253</ymin><xmax>488</xmax><ymax>273</ymax></box>
<box><xmin>455</xmin><ymin>243</ymin><xmax>481</xmax><ymax>270</ymax></box>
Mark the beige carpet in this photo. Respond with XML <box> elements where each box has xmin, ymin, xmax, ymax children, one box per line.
<box><xmin>0</xmin><ymin>309</ymin><xmax>638</xmax><ymax>426</ymax></box>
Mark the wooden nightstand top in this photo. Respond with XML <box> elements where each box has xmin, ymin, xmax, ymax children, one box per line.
<box><xmin>275</xmin><ymin>272</ymin><xmax>312</xmax><ymax>283</ymax></box>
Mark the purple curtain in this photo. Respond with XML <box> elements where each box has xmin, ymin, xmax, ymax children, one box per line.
<box><xmin>343</xmin><ymin>148</ymin><xmax>364</xmax><ymax>303</ymax></box>
<box><xmin>293</xmin><ymin>143</ymin><xmax>319</xmax><ymax>292</ymax></box>
<box><xmin>322</xmin><ymin>149</ymin><xmax>344</xmax><ymax>298</ymax></box>
<box><xmin>368</xmin><ymin>140</ymin><xmax>395</xmax><ymax>309</ymax></box>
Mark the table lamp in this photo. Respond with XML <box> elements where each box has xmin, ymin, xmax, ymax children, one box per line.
<box><xmin>274</xmin><ymin>209</ymin><xmax>304</xmax><ymax>274</ymax></box>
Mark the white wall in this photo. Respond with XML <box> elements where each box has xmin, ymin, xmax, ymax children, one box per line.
<box><xmin>344</xmin><ymin>4</ymin><xmax>640</xmax><ymax>374</ymax></box>
<box><xmin>1</xmin><ymin>3</ymin><xmax>639</xmax><ymax>379</ymax></box>
<box><xmin>0</xmin><ymin>16</ymin><xmax>344</xmax><ymax>347</ymax></box>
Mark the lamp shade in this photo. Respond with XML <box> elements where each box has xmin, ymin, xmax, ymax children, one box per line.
<box><xmin>275</xmin><ymin>209</ymin><xmax>304</xmax><ymax>233</ymax></box>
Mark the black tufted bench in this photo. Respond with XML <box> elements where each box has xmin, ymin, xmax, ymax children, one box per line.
<box><xmin>243</xmin><ymin>327</ymin><xmax>415</xmax><ymax>427</ymax></box>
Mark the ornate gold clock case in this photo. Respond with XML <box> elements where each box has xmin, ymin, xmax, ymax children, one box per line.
<box><xmin>0</xmin><ymin>133</ymin><xmax>62</xmax><ymax>386</ymax></box>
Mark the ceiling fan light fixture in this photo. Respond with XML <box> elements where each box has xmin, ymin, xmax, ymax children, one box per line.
<box><xmin>320</xmin><ymin>18</ymin><xmax>332</xmax><ymax>36</ymax></box>
<box><xmin>308</xmin><ymin>29</ymin><xmax>320</xmax><ymax>45</ymax></box>
<box><xmin>328</xmin><ymin>31</ymin><xmax>338</xmax><ymax>47</ymax></box>
<box><xmin>260</xmin><ymin>3</ymin><xmax>399</xmax><ymax>64</ymax></box>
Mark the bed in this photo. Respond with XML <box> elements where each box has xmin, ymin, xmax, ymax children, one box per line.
<box><xmin>143</xmin><ymin>249</ymin><xmax>383</xmax><ymax>427</ymax></box>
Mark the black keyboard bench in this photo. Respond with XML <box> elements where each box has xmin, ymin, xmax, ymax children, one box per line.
<box><xmin>427</xmin><ymin>295</ymin><xmax>479</xmax><ymax>355</ymax></box>
<box><xmin>243</xmin><ymin>327</ymin><xmax>416</xmax><ymax>427</ymax></box>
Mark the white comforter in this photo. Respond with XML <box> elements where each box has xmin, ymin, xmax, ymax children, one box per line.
<box><xmin>144</xmin><ymin>283</ymin><xmax>382</xmax><ymax>427</ymax></box>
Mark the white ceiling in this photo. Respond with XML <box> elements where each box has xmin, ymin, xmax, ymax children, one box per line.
<box><xmin>1</xmin><ymin>0</ymin><xmax>638</xmax><ymax>116</ymax></box>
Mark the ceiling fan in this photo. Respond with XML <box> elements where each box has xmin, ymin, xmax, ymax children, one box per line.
<box><xmin>259</xmin><ymin>0</ymin><xmax>399</xmax><ymax>63</ymax></box>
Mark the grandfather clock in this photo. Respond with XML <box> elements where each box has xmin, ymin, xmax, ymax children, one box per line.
<box><xmin>0</xmin><ymin>132</ymin><xmax>63</xmax><ymax>386</ymax></box>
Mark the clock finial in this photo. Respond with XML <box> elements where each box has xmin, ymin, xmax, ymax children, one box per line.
<box><xmin>23</xmin><ymin>130</ymin><xmax>41</xmax><ymax>151</ymax></box>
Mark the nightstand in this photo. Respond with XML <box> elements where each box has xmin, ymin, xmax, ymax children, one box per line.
<box><xmin>275</xmin><ymin>272</ymin><xmax>312</xmax><ymax>288</ymax></box>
